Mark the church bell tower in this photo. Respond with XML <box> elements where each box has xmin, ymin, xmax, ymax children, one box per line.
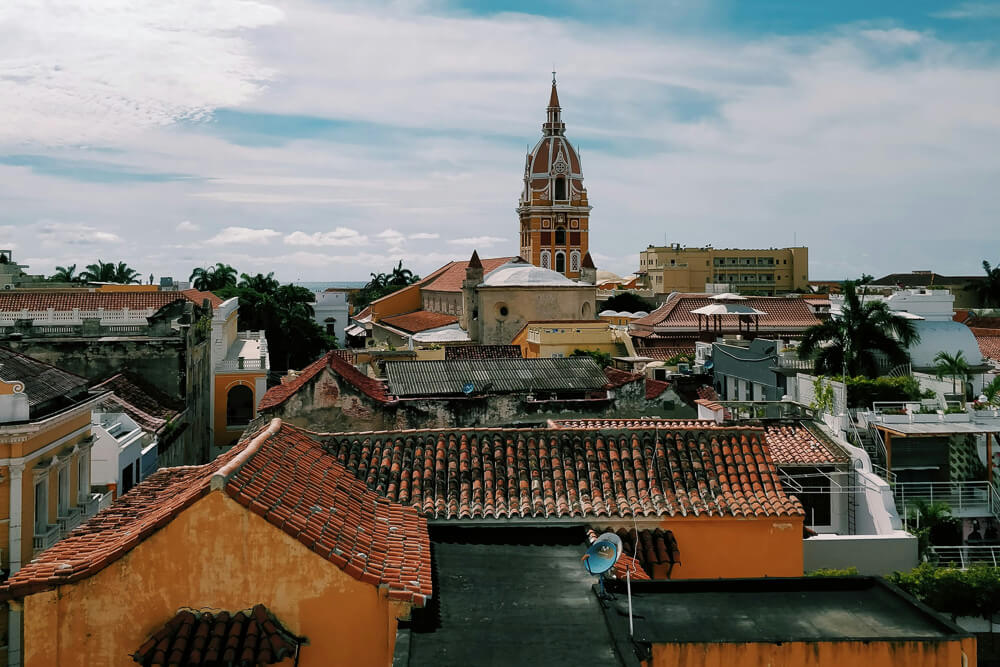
<box><xmin>517</xmin><ymin>74</ymin><xmax>591</xmax><ymax>279</ymax></box>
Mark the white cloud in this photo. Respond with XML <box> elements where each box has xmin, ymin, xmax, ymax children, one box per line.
<box><xmin>0</xmin><ymin>0</ymin><xmax>284</xmax><ymax>145</ymax></box>
<box><xmin>205</xmin><ymin>226</ymin><xmax>281</xmax><ymax>244</ymax></box>
<box><xmin>932</xmin><ymin>2</ymin><xmax>1000</xmax><ymax>19</ymax></box>
<box><xmin>284</xmin><ymin>227</ymin><xmax>369</xmax><ymax>247</ymax></box>
<box><xmin>447</xmin><ymin>236</ymin><xmax>507</xmax><ymax>247</ymax></box>
<box><xmin>36</xmin><ymin>222</ymin><xmax>122</xmax><ymax>245</ymax></box>
<box><xmin>176</xmin><ymin>220</ymin><xmax>200</xmax><ymax>232</ymax></box>
<box><xmin>376</xmin><ymin>228</ymin><xmax>406</xmax><ymax>245</ymax></box>
<box><xmin>409</xmin><ymin>232</ymin><xmax>440</xmax><ymax>240</ymax></box>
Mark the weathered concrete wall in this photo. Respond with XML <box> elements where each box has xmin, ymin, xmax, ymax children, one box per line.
<box><xmin>475</xmin><ymin>286</ymin><xmax>595</xmax><ymax>345</ymax></box>
<box><xmin>268</xmin><ymin>368</ymin><xmax>697</xmax><ymax>433</ymax></box>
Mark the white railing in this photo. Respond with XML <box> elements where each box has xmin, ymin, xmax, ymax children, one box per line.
<box><xmin>32</xmin><ymin>524</ymin><xmax>61</xmax><ymax>554</ymax></box>
<box><xmin>216</xmin><ymin>357</ymin><xmax>267</xmax><ymax>371</ymax></box>
<box><xmin>57</xmin><ymin>507</ymin><xmax>83</xmax><ymax>537</ymax></box>
<box><xmin>97</xmin><ymin>490</ymin><xmax>113</xmax><ymax>511</ymax></box>
<box><xmin>930</xmin><ymin>546</ymin><xmax>1000</xmax><ymax>569</ymax></box>
<box><xmin>896</xmin><ymin>481</ymin><xmax>1000</xmax><ymax>520</ymax></box>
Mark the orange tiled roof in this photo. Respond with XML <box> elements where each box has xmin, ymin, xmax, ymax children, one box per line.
<box><xmin>645</xmin><ymin>378</ymin><xmax>671</xmax><ymax>399</ymax></box>
<box><xmin>588</xmin><ymin>527</ymin><xmax>680</xmax><ymax>579</ymax></box>
<box><xmin>548</xmin><ymin>418</ymin><xmax>715</xmax><ymax>429</ymax></box>
<box><xmin>970</xmin><ymin>327</ymin><xmax>1000</xmax><ymax>362</ymax></box>
<box><xmin>92</xmin><ymin>373</ymin><xmax>183</xmax><ymax>433</ymax></box>
<box><xmin>133</xmin><ymin>604</ymin><xmax>300</xmax><ymax>666</ymax></box>
<box><xmin>764</xmin><ymin>424</ymin><xmax>849</xmax><ymax>465</ymax></box>
<box><xmin>258</xmin><ymin>350</ymin><xmax>391</xmax><ymax>411</ymax></box>
<box><xmin>180</xmin><ymin>288</ymin><xmax>223</xmax><ymax>309</ymax></box>
<box><xmin>322</xmin><ymin>426</ymin><xmax>804</xmax><ymax>520</ymax></box>
<box><xmin>418</xmin><ymin>257</ymin><xmax>514</xmax><ymax>293</ymax></box>
<box><xmin>0</xmin><ymin>291</ymin><xmax>210</xmax><ymax>312</ymax></box>
<box><xmin>380</xmin><ymin>310</ymin><xmax>458</xmax><ymax>334</ymax></box>
<box><xmin>637</xmin><ymin>346</ymin><xmax>696</xmax><ymax>361</ymax></box>
<box><xmin>603</xmin><ymin>367</ymin><xmax>643</xmax><ymax>389</ymax></box>
<box><xmin>0</xmin><ymin>420</ymin><xmax>432</xmax><ymax>605</ymax></box>
<box><xmin>632</xmin><ymin>294</ymin><xmax>820</xmax><ymax>331</ymax></box>
<box><xmin>697</xmin><ymin>385</ymin><xmax>721</xmax><ymax>401</ymax></box>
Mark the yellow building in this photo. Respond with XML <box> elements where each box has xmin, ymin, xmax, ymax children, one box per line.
<box><xmin>209</xmin><ymin>297</ymin><xmax>269</xmax><ymax>450</ymax></box>
<box><xmin>511</xmin><ymin>320</ymin><xmax>635</xmax><ymax>359</ymax></box>
<box><xmin>638</xmin><ymin>244</ymin><xmax>809</xmax><ymax>295</ymax></box>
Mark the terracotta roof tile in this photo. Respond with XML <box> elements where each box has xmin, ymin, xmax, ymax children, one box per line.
<box><xmin>0</xmin><ymin>291</ymin><xmax>206</xmax><ymax>312</ymax></box>
<box><xmin>632</xmin><ymin>294</ymin><xmax>819</xmax><ymax>331</ymax></box>
<box><xmin>321</xmin><ymin>426</ymin><xmax>804</xmax><ymax>520</ymax></box>
<box><xmin>180</xmin><ymin>289</ymin><xmax>223</xmax><ymax>309</ymax></box>
<box><xmin>637</xmin><ymin>346</ymin><xmax>695</xmax><ymax>361</ymax></box>
<box><xmin>380</xmin><ymin>310</ymin><xmax>458</xmax><ymax>334</ymax></box>
<box><xmin>587</xmin><ymin>527</ymin><xmax>680</xmax><ymax>579</ymax></box>
<box><xmin>584</xmin><ymin>529</ymin><xmax>650</xmax><ymax>581</ymax></box>
<box><xmin>0</xmin><ymin>420</ymin><xmax>432</xmax><ymax>606</ymax></box>
<box><xmin>445</xmin><ymin>345</ymin><xmax>522</xmax><ymax>360</ymax></box>
<box><xmin>697</xmin><ymin>385</ymin><xmax>721</xmax><ymax>401</ymax></box>
<box><xmin>645</xmin><ymin>378</ymin><xmax>671</xmax><ymax>399</ymax></box>
<box><xmin>92</xmin><ymin>373</ymin><xmax>183</xmax><ymax>433</ymax></box>
<box><xmin>764</xmin><ymin>424</ymin><xmax>849</xmax><ymax>465</ymax></box>
<box><xmin>603</xmin><ymin>367</ymin><xmax>643</xmax><ymax>389</ymax></box>
<box><xmin>970</xmin><ymin>327</ymin><xmax>1000</xmax><ymax>362</ymax></box>
<box><xmin>132</xmin><ymin>604</ymin><xmax>300</xmax><ymax>666</ymax></box>
<box><xmin>418</xmin><ymin>257</ymin><xmax>514</xmax><ymax>293</ymax></box>
<box><xmin>548</xmin><ymin>418</ymin><xmax>715</xmax><ymax>429</ymax></box>
<box><xmin>258</xmin><ymin>351</ymin><xmax>391</xmax><ymax>411</ymax></box>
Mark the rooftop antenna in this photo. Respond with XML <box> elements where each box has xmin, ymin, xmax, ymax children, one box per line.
<box><xmin>581</xmin><ymin>532</ymin><xmax>621</xmax><ymax>601</ymax></box>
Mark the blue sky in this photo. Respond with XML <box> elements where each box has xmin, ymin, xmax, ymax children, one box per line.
<box><xmin>2</xmin><ymin>0</ymin><xmax>999</xmax><ymax>282</ymax></box>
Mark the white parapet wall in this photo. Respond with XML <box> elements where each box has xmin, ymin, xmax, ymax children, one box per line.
<box><xmin>804</xmin><ymin>533</ymin><xmax>917</xmax><ymax>575</ymax></box>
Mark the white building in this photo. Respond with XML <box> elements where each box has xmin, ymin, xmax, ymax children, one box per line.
<box><xmin>90</xmin><ymin>411</ymin><xmax>156</xmax><ymax>496</ymax></box>
<box><xmin>313</xmin><ymin>289</ymin><xmax>350</xmax><ymax>345</ymax></box>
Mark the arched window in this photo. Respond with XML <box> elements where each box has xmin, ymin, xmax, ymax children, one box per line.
<box><xmin>540</xmin><ymin>250</ymin><xmax>551</xmax><ymax>269</ymax></box>
<box><xmin>555</xmin><ymin>226</ymin><xmax>566</xmax><ymax>245</ymax></box>
<box><xmin>226</xmin><ymin>384</ymin><xmax>254</xmax><ymax>426</ymax></box>
<box><xmin>554</xmin><ymin>177</ymin><xmax>566</xmax><ymax>201</ymax></box>
<box><xmin>555</xmin><ymin>251</ymin><xmax>566</xmax><ymax>274</ymax></box>
<box><xmin>570</xmin><ymin>250</ymin><xmax>580</xmax><ymax>272</ymax></box>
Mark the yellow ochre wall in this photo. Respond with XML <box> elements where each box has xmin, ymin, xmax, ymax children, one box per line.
<box><xmin>371</xmin><ymin>284</ymin><xmax>423</xmax><ymax>322</ymax></box>
<box><xmin>21</xmin><ymin>490</ymin><xmax>409</xmax><ymax>667</ymax></box>
<box><xmin>658</xmin><ymin>515</ymin><xmax>803</xmax><ymax>579</ymax></box>
<box><xmin>650</xmin><ymin>638</ymin><xmax>976</xmax><ymax>667</ymax></box>
<box><xmin>213</xmin><ymin>373</ymin><xmax>265</xmax><ymax>447</ymax></box>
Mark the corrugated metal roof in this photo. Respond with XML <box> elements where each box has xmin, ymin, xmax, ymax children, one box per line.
<box><xmin>385</xmin><ymin>357</ymin><xmax>608</xmax><ymax>397</ymax></box>
<box><xmin>0</xmin><ymin>346</ymin><xmax>90</xmax><ymax>411</ymax></box>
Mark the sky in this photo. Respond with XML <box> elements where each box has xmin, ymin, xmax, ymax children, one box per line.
<box><xmin>2</xmin><ymin>0</ymin><xmax>1000</xmax><ymax>283</ymax></box>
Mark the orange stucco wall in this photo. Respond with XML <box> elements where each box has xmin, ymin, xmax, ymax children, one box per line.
<box><xmin>21</xmin><ymin>490</ymin><xmax>409</xmax><ymax>667</ymax></box>
<box><xmin>371</xmin><ymin>284</ymin><xmax>422</xmax><ymax>321</ymax></box>
<box><xmin>213</xmin><ymin>373</ymin><xmax>264</xmax><ymax>447</ymax></box>
<box><xmin>650</xmin><ymin>638</ymin><xmax>976</xmax><ymax>667</ymax></box>
<box><xmin>658</xmin><ymin>515</ymin><xmax>803</xmax><ymax>579</ymax></box>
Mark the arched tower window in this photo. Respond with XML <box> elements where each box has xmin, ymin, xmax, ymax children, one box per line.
<box><xmin>555</xmin><ymin>226</ymin><xmax>566</xmax><ymax>245</ymax></box>
<box><xmin>555</xmin><ymin>251</ymin><xmax>566</xmax><ymax>274</ymax></box>
<box><xmin>554</xmin><ymin>177</ymin><xmax>566</xmax><ymax>201</ymax></box>
<box><xmin>226</xmin><ymin>384</ymin><xmax>254</xmax><ymax>426</ymax></box>
<box><xmin>540</xmin><ymin>250</ymin><xmax>551</xmax><ymax>269</ymax></box>
<box><xmin>570</xmin><ymin>250</ymin><xmax>580</xmax><ymax>272</ymax></box>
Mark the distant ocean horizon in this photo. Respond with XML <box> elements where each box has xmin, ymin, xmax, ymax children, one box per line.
<box><xmin>294</xmin><ymin>281</ymin><xmax>367</xmax><ymax>291</ymax></box>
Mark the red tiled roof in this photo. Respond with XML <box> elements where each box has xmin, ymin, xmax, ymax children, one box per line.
<box><xmin>445</xmin><ymin>345</ymin><xmax>522</xmax><ymax>360</ymax></box>
<box><xmin>0</xmin><ymin>291</ymin><xmax>209</xmax><ymax>312</ymax></box>
<box><xmin>584</xmin><ymin>529</ymin><xmax>650</xmax><ymax>581</ymax></box>
<box><xmin>380</xmin><ymin>310</ymin><xmax>458</xmax><ymax>334</ymax></box>
<box><xmin>258</xmin><ymin>351</ymin><xmax>391</xmax><ymax>411</ymax></box>
<box><xmin>603</xmin><ymin>367</ymin><xmax>643</xmax><ymax>389</ymax></box>
<box><xmin>695</xmin><ymin>398</ymin><xmax>724</xmax><ymax>411</ymax></box>
<box><xmin>92</xmin><ymin>373</ymin><xmax>183</xmax><ymax>433</ymax></box>
<box><xmin>418</xmin><ymin>257</ymin><xmax>514</xmax><ymax>293</ymax></box>
<box><xmin>697</xmin><ymin>385</ymin><xmax>721</xmax><ymax>401</ymax></box>
<box><xmin>632</xmin><ymin>294</ymin><xmax>820</xmax><ymax>331</ymax></box>
<box><xmin>764</xmin><ymin>424</ymin><xmax>849</xmax><ymax>465</ymax></box>
<box><xmin>133</xmin><ymin>604</ymin><xmax>300</xmax><ymax>666</ymax></box>
<box><xmin>645</xmin><ymin>378</ymin><xmax>670</xmax><ymax>400</ymax></box>
<box><xmin>322</xmin><ymin>427</ymin><xmax>804</xmax><ymax>520</ymax></box>
<box><xmin>637</xmin><ymin>346</ymin><xmax>696</xmax><ymax>361</ymax></box>
<box><xmin>354</xmin><ymin>305</ymin><xmax>373</xmax><ymax>321</ymax></box>
<box><xmin>0</xmin><ymin>420</ymin><xmax>432</xmax><ymax>606</ymax></box>
<box><xmin>548</xmin><ymin>418</ymin><xmax>715</xmax><ymax>429</ymax></box>
<box><xmin>971</xmin><ymin>327</ymin><xmax>1000</xmax><ymax>361</ymax></box>
<box><xmin>180</xmin><ymin>289</ymin><xmax>223</xmax><ymax>309</ymax></box>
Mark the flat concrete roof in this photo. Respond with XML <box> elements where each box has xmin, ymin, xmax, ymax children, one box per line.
<box><xmin>602</xmin><ymin>577</ymin><xmax>969</xmax><ymax>646</ymax></box>
<box><xmin>875</xmin><ymin>420</ymin><xmax>1000</xmax><ymax>436</ymax></box>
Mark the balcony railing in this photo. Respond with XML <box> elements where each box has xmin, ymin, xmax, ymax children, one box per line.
<box><xmin>33</xmin><ymin>524</ymin><xmax>61</xmax><ymax>555</ymax></box>
<box><xmin>57</xmin><ymin>507</ymin><xmax>83</xmax><ymax>537</ymax></box>
<box><xmin>895</xmin><ymin>481</ymin><xmax>1000</xmax><ymax>521</ymax></box>
<box><xmin>216</xmin><ymin>357</ymin><xmax>267</xmax><ymax>371</ymax></box>
<box><xmin>80</xmin><ymin>490</ymin><xmax>114</xmax><ymax>518</ymax></box>
<box><xmin>929</xmin><ymin>546</ymin><xmax>1000</xmax><ymax>569</ymax></box>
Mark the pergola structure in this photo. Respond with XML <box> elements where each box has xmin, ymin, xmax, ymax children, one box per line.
<box><xmin>690</xmin><ymin>302</ymin><xmax>767</xmax><ymax>337</ymax></box>
<box><xmin>873</xmin><ymin>421</ymin><xmax>996</xmax><ymax>485</ymax></box>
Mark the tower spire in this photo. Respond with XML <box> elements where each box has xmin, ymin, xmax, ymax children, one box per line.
<box><xmin>544</xmin><ymin>72</ymin><xmax>564</xmax><ymax>136</ymax></box>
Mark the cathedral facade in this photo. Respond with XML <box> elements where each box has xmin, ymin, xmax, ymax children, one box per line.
<box><xmin>517</xmin><ymin>76</ymin><xmax>591</xmax><ymax>279</ymax></box>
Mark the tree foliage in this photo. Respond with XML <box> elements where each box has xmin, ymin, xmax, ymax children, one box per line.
<box><xmin>190</xmin><ymin>263</ymin><xmax>238</xmax><ymax>291</ymax></box>
<box><xmin>50</xmin><ymin>264</ymin><xmax>81</xmax><ymax>283</ymax></box>
<box><xmin>572</xmin><ymin>348</ymin><xmax>613</xmax><ymax>368</ymax></box>
<box><xmin>836</xmin><ymin>375</ymin><xmax>925</xmax><ymax>408</ymax></box>
<box><xmin>79</xmin><ymin>260</ymin><xmax>141</xmax><ymax>284</ymax></box>
<box><xmin>971</xmin><ymin>260</ymin><xmax>1000</xmax><ymax>308</ymax></box>
<box><xmin>601</xmin><ymin>292</ymin><xmax>656</xmax><ymax>314</ymax></box>
<box><xmin>889</xmin><ymin>563</ymin><xmax>1000</xmax><ymax>623</ymax></box>
<box><xmin>799</xmin><ymin>281</ymin><xmax>919</xmax><ymax>378</ymax></box>
<box><xmin>934</xmin><ymin>350</ymin><xmax>971</xmax><ymax>402</ymax></box>
<box><xmin>351</xmin><ymin>261</ymin><xmax>421</xmax><ymax>310</ymax></box>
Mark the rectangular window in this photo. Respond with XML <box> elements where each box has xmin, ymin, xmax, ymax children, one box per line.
<box><xmin>58</xmin><ymin>466</ymin><xmax>69</xmax><ymax>516</ymax></box>
<box><xmin>34</xmin><ymin>480</ymin><xmax>48</xmax><ymax>532</ymax></box>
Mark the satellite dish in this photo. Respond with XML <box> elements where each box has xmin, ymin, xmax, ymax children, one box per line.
<box><xmin>582</xmin><ymin>532</ymin><xmax>622</xmax><ymax>576</ymax></box>
<box><xmin>462</xmin><ymin>382</ymin><xmax>475</xmax><ymax>395</ymax></box>
<box><xmin>704</xmin><ymin>359</ymin><xmax>714</xmax><ymax>370</ymax></box>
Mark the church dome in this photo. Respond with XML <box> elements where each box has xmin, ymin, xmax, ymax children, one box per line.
<box><xmin>481</xmin><ymin>262</ymin><xmax>577</xmax><ymax>287</ymax></box>
<box><xmin>596</xmin><ymin>270</ymin><xmax>621</xmax><ymax>283</ymax></box>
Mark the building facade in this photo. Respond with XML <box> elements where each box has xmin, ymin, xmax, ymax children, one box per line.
<box><xmin>517</xmin><ymin>76</ymin><xmax>591</xmax><ymax>279</ymax></box>
<box><xmin>638</xmin><ymin>244</ymin><xmax>809</xmax><ymax>295</ymax></box>
<box><xmin>209</xmin><ymin>297</ymin><xmax>269</xmax><ymax>450</ymax></box>
<box><xmin>313</xmin><ymin>289</ymin><xmax>351</xmax><ymax>345</ymax></box>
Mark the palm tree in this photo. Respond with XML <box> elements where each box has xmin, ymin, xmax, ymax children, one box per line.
<box><xmin>50</xmin><ymin>264</ymin><xmax>79</xmax><ymax>283</ymax></box>
<box><xmin>799</xmin><ymin>281</ymin><xmax>920</xmax><ymax>378</ymax></box>
<box><xmin>80</xmin><ymin>261</ymin><xmax>115</xmax><ymax>282</ymax></box>
<box><xmin>112</xmin><ymin>262</ymin><xmax>140</xmax><ymax>284</ymax></box>
<box><xmin>189</xmin><ymin>263</ymin><xmax>238</xmax><ymax>291</ymax></box>
<box><xmin>388</xmin><ymin>260</ymin><xmax>418</xmax><ymax>286</ymax></box>
<box><xmin>238</xmin><ymin>272</ymin><xmax>279</xmax><ymax>295</ymax></box>
<box><xmin>971</xmin><ymin>260</ymin><xmax>1000</xmax><ymax>308</ymax></box>
<box><xmin>934</xmin><ymin>350</ymin><xmax>971</xmax><ymax>403</ymax></box>
<box><xmin>368</xmin><ymin>271</ymin><xmax>387</xmax><ymax>290</ymax></box>
<box><xmin>983</xmin><ymin>376</ymin><xmax>1000</xmax><ymax>406</ymax></box>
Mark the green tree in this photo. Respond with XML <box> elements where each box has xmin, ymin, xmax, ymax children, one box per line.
<box><xmin>238</xmin><ymin>271</ymin><xmax>280</xmax><ymax>295</ymax></box>
<box><xmin>906</xmin><ymin>500</ymin><xmax>962</xmax><ymax>558</ymax></box>
<box><xmin>352</xmin><ymin>262</ymin><xmax>421</xmax><ymax>310</ymax></box>
<box><xmin>971</xmin><ymin>260</ymin><xmax>1000</xmax><ymax>308</ymax></box>
<box><xmin>601</xmin><ymin>292</ymin><xmax>656</xmax><ymax>314</ymax></box>
<box><xmin>572</xmin><ymin>348</ymin><xmax>613</xmax><ymax>368</ymax></box>
<box><xmin>798</xmin><ymin>281</ymin><xmax>919</xmax><ymax>378</ymax></box>
<box><xmin>934</xmin><ymin>350</ymin><xmax>971</xmax><ymax>404</ymax></box>
<box><xmin>189</xmin><ymin>263</ymin><xmax>238</xmax><ymax>291</ymax></box>
<box><xmin>983</xmin><ymin>376</ymin><xmax>1000</xmax><ymax>406</ymax></box>
<box><xmin>50</xmin><ymin>264</ymin><xmax>80</xmax><ymax>283</ymax></box>
<box><xmin>80</xmin><ymin>260</ymin><xmax>141</xmax><ymax>284</ymax></box>
<box><xmin>387</xmin><ymin>260</ymin><xmax>418</xmax><ymax>287</ymax></box>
